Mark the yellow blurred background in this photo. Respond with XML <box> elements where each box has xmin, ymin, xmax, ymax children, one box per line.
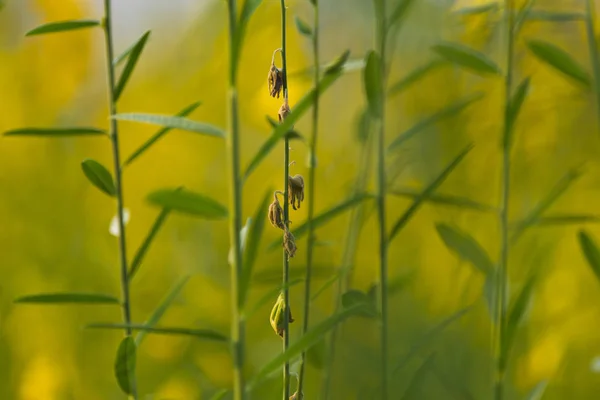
<box><xmin>2</xmin><ymin>0</ymin><xmax>600</xmax><ymax>399</ymax></box>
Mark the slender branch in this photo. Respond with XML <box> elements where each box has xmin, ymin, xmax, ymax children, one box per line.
<box><xmin>585</xmin><ymin>0</ymin><xmax>600</xmax><ymax>131</ymax></box>
<box><xmin>102</xmin><ymin>0</ymin><xmax>137</xmax><ymax>398</ymax></box>
<box><xmin>226</xmin><ymin>1</ymin><xmax>246</xmax><ymax>399</ymax></box>
<box><xmin>279</xmin><ymin>1</ymin><xmax>291</xmax><ymax>399</ymax></box>
<box><xmin>298</xmin><ymin>0</ymin><xmax>319</xmax><ymax>396</ymax></box>
<box><xmin>494</xmin><ymin>1</ymin><xmax>514</xmax><ymax>399</ymax></box>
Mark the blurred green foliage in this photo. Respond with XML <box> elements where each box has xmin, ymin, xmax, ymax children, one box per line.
<box><xmin>2</xmin><ymin>0</ymin><xmax>600</xmax><ymax>399</ymax></box>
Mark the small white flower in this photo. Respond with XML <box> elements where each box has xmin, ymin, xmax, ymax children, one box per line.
<box><xmin>109</xmin><ymin>208</ymin><xmax>130</xmax><ymax>237</ymax></box>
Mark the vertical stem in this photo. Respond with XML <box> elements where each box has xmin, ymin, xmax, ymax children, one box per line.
<box><xmin>375</xmin><ymin>1</ymin><xmax>389</xmax><ymax>399</ymax></box>
<box><xmin>102</xmin><ymin>1</ymin><xmax>137</xmax><ymax>398</ymax></box>
<box><xmin>226</xmin><ymin>1</ymin><xmax>245</xmax><ymax>400</ymax></box>
<box><xmin>495</xmin><ymin>1</ymin><xmax>514</xmax><ymax>399</ymax></box>
<box><xmin>298</xmin><ymin>0</ymin><xmax>319</xmax><ymax>396</ymax></box>
<box><xmin>585</xmin><ymin>0</ymin><xmax>600</xmax><ymax>129</ymax></box>
<box><xmin>279</xmin><ymin>1</ymin><xmax>291</xmax><ymax>399</ymax></box>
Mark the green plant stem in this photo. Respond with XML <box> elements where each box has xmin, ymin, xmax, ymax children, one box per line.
<box><xmin>375</xmin><ymin>1</ymin><xmax>389</xmax><ymax>399</ymax></box>
<box><xmin>585</xmin><ymin>0</ymin><xmax>600</xmax><ymax>128</ymax></box>
<box><xmin>280</xmin><ymin>1</ymin><xmax>291</xmax><ymax>399</ymax></box>
<box><xmin>298</xmin><ymin>0</ymin><xmax>319</xmax><ymax>396</ymax></box>
<box><xmin>495</xmin><ymin>1</ymin><xmax>514</xmax><ymax>399</ymax></box>
<box><xmin>226</xmin><ymin>1</ymin><xmax>245</xmax><ymax>399</ymax></box>
<box><xmin>102</xmin><ymin>0</ymin><xmax>137</xmax><ymax>398</ymax></box>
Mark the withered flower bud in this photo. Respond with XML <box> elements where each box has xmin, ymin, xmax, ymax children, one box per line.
<box><xmin>268</xmin><ymin>194</ymin><xmax>285</xmax><ymax>230</ymax></box>
<box><xmin>283</xmin><ymin>228</ymin><xmax>297</xmax><ymax>259</ymax></box>
<box><xmin>268</xmin><ymin>64</ymin><xmax>283</xmax><ymax>98</ymax></box>
<box><xmin>288</xmin><ymin>174</ymin><xmax>304</xmax><ymax>210</ymax></box>
<box><xmin>269</xmin><ymin>292</ymin><xmax>294</xmax><ymax>338</ymax></box>
<box><xmin>290</xmin><ymin>391</ymin><xmax>302</xmax><ymax>400</ymax></box>
<box><xmin>278</xmin><ymin>100</ymin><xmax>291</xmax><ymax>123</ymax></box>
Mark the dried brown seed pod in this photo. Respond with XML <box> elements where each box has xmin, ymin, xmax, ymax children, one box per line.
<box><xmin>283</xmin><ymin>228</ymin><xmax>297</xmax><ymax>259</ymax></box>
<box><xmin>288</xmin><ymin>174</ymin><xmax>304</xmax><ymax>210</ymax></box>
<box><xmin>268</xmin><ymin>194</ymin><xmax>285</xmax><ymax>230</ymax></box>
<box><xmin>268</xmin><ymin>64</ymin><xmax>283</xmax><ymax>98</ymax></box>
<box><xmin>278</xmin><ymin>100</ymin><xmax>291</xmax><ymax>123</ymax></box>
<box><xmin>269</xmin><ymin>292</ymin><xmax>295</xmax><ymax>338</ymax></box>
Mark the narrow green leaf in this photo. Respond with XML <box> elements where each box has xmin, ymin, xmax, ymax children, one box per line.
<box><xmin>89</xmin><ymin>323</ymin><xmax>228</xmax><ymax>341</ymax></box>
<box><xmin>147</xmin><ymin>188</ymin><xmax>227</xmax><ymax>219</ymax></box>
<box><xmin>454</xmin><ymin>3</ymin><xmax>499</xmax><ymax>15</ymax></box>
<box><xmin>240</xmin><ymin>189</ymin><xmax>272</xmax><ymax>309</ymax></box>
<box><xmin>389</xmin><ymin>145</ymin><xmax>473</xmax><ymax>241</ymax></box>
<box><xmin>578</xmin><ymin>230</ymin><xmax>600</xmax><ymax>284</ymax></box>
<box><xmin>388</xmin><ymin>93</ymin><xmax>483</xmax><ymax>151</ymax></box>
<box><xmin>341</xmin><ymin>290</ymin><xmax>378</xmax><ymax>318</ymax></box>
<box><xmin>524</xmin><ymin>380</ymin><xmax>548</xmax><ymax>400</ymax></box>
<box><xmin>323</xmin><ymin>49</ymin><xmax>351</xmax><ymax>75</ymax></box>
<box><xmin>484</xmin><ymin>272</ymin><xmax>498</xmax><ymax>322</ymax></box>
<box><xmin>232</xmin><ymin>0</ymin><xmax>263</xmax><ymax>78</ymax></box>
<box><xmin>128</xmin><ymin>207</ymin><xmax>171</xmax><ymax>281</ymax></box>
<box><xmin>209</xmin><ymin>389</ymin><xmax>230</xmax><ymax>400</ymax></box>
<box><xmin>253</xmin><ymin>265</ymin><xmax>336</xmax><ymax>285</ymax></box>
<box><xmin>288</xmin><ymin>55</ymin><xmax>361</xmax><ymax>78</ymax></box>
<box><xmin>526</xmin><ymin>10</ymin><xmax>584</xmax><ymax>22</ymax></box>
<box><xmin>514</xmin><ymin>0</ymin><xmax>536</xmax><ymax>32</ymax></box>
<box><xmin>113</xmin><ymin>113</ymin><xmax>225</xmax><ymax>138</ymax></box>
<box><xmin>113</xmin><ymin>31</ymin><xmax>151</xmax><ymax>101</ymax></box>
<box><xmin>435</xmin><ymin>224</ymin><xmax>494</xmax><ymax>275</ymax></box>
<box><xmin>392</xmin><ymin>307</ymin><xmax>471</xmax><ymax>374</ymax></box>
<box><xmin>511</xmin><ymin>168</ymin><xmax>582</xmax><ymax>242</ymax></box>
<box><xmin>267</xmin><ymin>194</ymin><xmax>374</xmax><ymax>251</ymax></box>
<box><xmin>388</xmin><ymin>59</ymin><xmax>447</xmax><ymax>96</ymax></box>
<box><xmin>363</xmin><ymin>51</ymin><xmax>383</xmax><ymax>118</ymax></box>
<box><xmin>4</xmin><ymin>127</ymin><xmax>106</xmax><ymax>137</ymax></box>
<box><xmin>527</xmin><ymin>40</ymin><xmax>591</xmax><ymax>87</ymax></box>
<box><xmin>124</xmin><ymin>102</ymin><xmax>201</xmax><ymax>167</ymax></box>
<box><xmin>388</xmin><ymin>0</ymin><xmax>415</xmax><ymax>28</ymax></box>
<box><xmin>400</xmin><ymin>354</ymin><xmax>436</xmax><ymax>400</ymax></box>
<box><xmin>243</xmin><ymin>50</ymin><xmax>349</xmax><ymax>180</ymax></box>
<box><xmin>504</xmin><ymin>77</ymin><xmax>531</xmax><ymax>149</ymax></box>
<box><xmin>135</xmin><ymin>276</ymin><xmax>190</xmax><ymax>346</ymax></box>
<box><xmin>26</xmin><ymin>19</ymin><xmax>100</xmax><ymax>36</ymax></box>
<box><xmin>432</xmin><ymin>42</ymin><xmax>502</xmax><ymax>75</ymax></box>
<box><xmin>534</xmin><ymin>214</ymin><xmax>600</xmax><ymax>225</ymax></box>
<box><xmin>247</xmin><ymin>304</ymin><xmax>365</xmax><ymax>389</ymax></box>
<box><xmin>294</xmin><ymin>16</ymin><xmax>312</xmax><ymax>37</ymax></box>
<box><xmin>502</xmin><ymin>274</ymin><xmax>537</xmax><ymax>369</ymax></box>
<box><xmin>114</xmin><ymin>337</ymin><xmax>136</xmax><ymax>395</ymax></box>
<box><xmin>245</xmin><ymin>278</ymin><xmax>304</xmax><ymax>319</ymax></box>
<box><xmin>390</xmin><ymin>187</ymin><xmax>496</xmax><ymax>212</ymax></box>
<box><xmin>14</xmin><ymin>293</ymin><xmax>120</xmax><ymax>305</ymax></box>
<box><xmin>81</xmin><ymin>158</ymin><xmax>116</xmax><ymax>197</ymax></box>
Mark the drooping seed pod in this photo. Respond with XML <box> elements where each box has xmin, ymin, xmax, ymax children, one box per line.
<box><xmin>288</xmin><ymin>174</ymin><xmax>304</xmax><ymax>210</ymax></box>
<box><xmin>269</xmin><ymin>292</ymin><xmax>294</xmax><ymax>338</ymax></box>
<box><xmin>278</xmin><ymin>100</ymin><xmax>291</xmax><ymax>123</ymax></box>
<box><xmin>283</xmin><ymin>228</ymin><xmax>297</xmax><ymax>259</ymax></box>
<box><xmin>268</xmin><ymin>193</ymin><xmax>285</xmax><ymax>230</ymax></box>
<box><xmin>268</xmin><ymin>64</ymin><xmax>283</xmax><ymax>98</ymax></box>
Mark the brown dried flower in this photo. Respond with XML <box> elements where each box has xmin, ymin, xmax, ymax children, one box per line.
<box><xmin>278</xmin><ymin>100</ymin><xmax>291</xmax><ymax>123</ymax></box>
<box><xmin>269</xmin><ymin>292</ymin><xmax>294</xmax><ymax>338</ymax></box>
<box><xmin>268</xmin><ymin>64</ymin><xmax>283</xmax><ymax>98</ymax></box>
<box><xmin>283</xmin><ymin>228</ymin><xmax>297</xmax><ymax>259</ymax></box>
<box><xmin>288</xmin><ymin>174</ymin><xmax>304</xmax><ymax>210</ymax></box>
<box><xmin>268</xmin><ymin>193</ymin><xmax>285</xmax><ymax>230</ymax></box>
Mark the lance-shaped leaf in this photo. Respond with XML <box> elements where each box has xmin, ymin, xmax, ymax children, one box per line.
<box><xmin>113</xmin><ymin>114</ymin><xmax>225</xmax><ymax>138</ymax></box>
<box><xmin>578</xmin><ymin>230</ymin><xmax>600</xmax><ymax>285</ymax></box>
<box><xmin>81</xmin><ymin>159</ymin><xmax>116</xmax><ymax>197</ymax></box>
<box><xmin>526</xmin><ymin>10</ymin><xmax>585</xmax><ymax>22</ymax></box>
<box><xmin>533</xmin><ymin>214</ymin><xmax>600</xmax><ymax>225</ymax></box>
<box><xmin>135</xmin><ymin>276</ymin><xmax>190</xmax><ymax>346</ymax></box>
<box><xmin>435</xmin><ymin>224</ymin><xmax>494</xmax><ymax>275</ymax></box>
<box><xmin>14</xmin><ymin>292</ymin><xmax>120</xmax><ymax>305</ymax></box>
<box><xmin>363</xmin><ymin>50</ymin><xmax>383</xmax><ymax>118</ymax></box>
<box><xmin>525</xmin><ymin>381</ymin><xmax>548</xmax><ymax>400</ymax></box>
<box><xmin>267</xmin><ymin>193</ymin><xmax>374</xmax><ymax>251</ymax></box>
<box><xmin>128</xmin><ymin>207</ymin><xmax>171</xmax><ymax>280</ymax></box>
<box><xmin>400</xmin><ymin>354</ymin><xmax>437</xmax><ymax>400</ymax></box>
<box><xmin>4</xmin><ymin>127</ymin><xmax>106</xmax><ymax>137</ymax></box>
<box><xmin>432</xmin><ymin>42</ymin><xmax>502</xmax><ymax>75</ymax></box>
<box><xmin>113</xmin><ymin>30</ymin><xmax>151</xmax><ymax>101</ymax></box>
<box><xmin>240</xmin><ymin>189</ymin><xmax>272</xmax><ymax>309</ymax></box>
<box><xmin>388</xmin><ymin>59</ymin><xmax>447</xmax><ymax>96</ymax></box>
<box><xmin>26</xmin><ymin>19</ymin><xmax>100</xmax><ymax>36</ymax></box>
<box><xmin>453</xmin><ymin>3</ymin><xmax>499</xmax><ymax>15</ymax></box>
<box><xmin>124</xmin><ymin>101</ymin><xmax>201</xmax><ymax>167</ymax></box>
<box><xmin>511</xmin><ymin>168</ymin><xmax>582</xmax><ymax>242</ymax></box>
<box><xmin>243</xmin><ymin>50</ymin><xmax>350</xmax><ymax>180</ymax></box>
<box><xmin>388</xmin><ymin>93</ymin><xmax>483</xmax><ymax>151</ymax></box>
<box><xmin>147</xmin><ymin>188</ymin><xmax>228</xmax><ymax>219</ymax></box>
<box><xmin>388</xmin><ymin>0</ymin><xmax>416</xmax><ymax>28</ymax></box>
<box><xmin>501</xmin><ymin>274</ymin><xmax>537</xmax><ymax>370</ymax></box>
<box><xmin>504</xmin><ymin>77</ymin><xmax>531</xmax><ymax>149</ymax></box>
<box><xmin>390</xmin><ymin>187</ymin><xmax>496</xmax><ymax>213</ymax></box>
<box><xmin>389</xmin><ymin>145</ymin><xmax>473</xmax><ymax>241</ymax></box>
<box><xmin>294</xmin><ymin>16</ymin><xmax>312</xmax><ymax>37</ymax></box>
<box><xmin>114</xmin><ymin>337</ymin><xmax>136</xmax><ymax>395</ymax></box>
<box><xmin>246</xmin><ymin>304</ymin><xmax>365</xmax><ymax>389</ymax></box>
<box><xmin>89</xmin><ymin>323</ymin><xmax>228</xmax><ymax>341</ymax></box>
<box><xmin>341</xmin><ymin>289</ymin><xmax>378</xmax><ymax>318</ymax></box>
<box><xmin>232</xmin><ymin>0</ymin><xmax>263</xmax><ymax>78</ymax></box>
<box><xmin>209</xmin><ymin>389</ymin><xmax>230</xmax><ymax>400</ymax></box>
<box><xmin>527</xmin><ymin>40</ymin><xmax>591</xmax><ymax>87</ymax></box>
